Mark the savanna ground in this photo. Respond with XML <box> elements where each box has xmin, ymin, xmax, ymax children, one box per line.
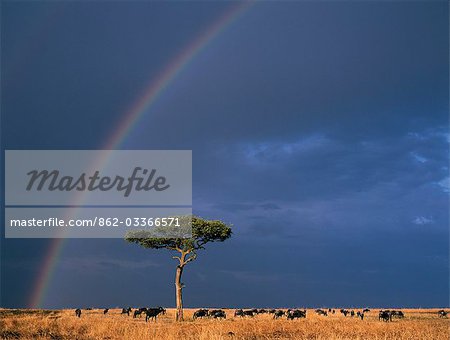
<box><xmin>0</xmin><ymin>308</ymin><xmax>448</xmax><ymax>340</ymax></box>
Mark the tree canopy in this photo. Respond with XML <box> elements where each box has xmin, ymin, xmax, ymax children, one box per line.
<box><xmin>125</xmin><ymin>215</ymin><xmax>232</xmax><ymax>259</ymax></box>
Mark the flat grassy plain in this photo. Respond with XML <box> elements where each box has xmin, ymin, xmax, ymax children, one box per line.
<box><xmin>0</xmin><ymin>308</ymin><xmax>448</xmax><ymax>339</ymax></box>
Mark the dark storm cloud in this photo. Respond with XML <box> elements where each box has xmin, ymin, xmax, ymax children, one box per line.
<box><xmin>128</xmin><ymin>1</ymin><xmax>447</xmax><ymax>147</ymax></box>
<box><xmin>190</xmin><ymin>127</ymin><xmax>448</xmax><ymax>209</ymax></box>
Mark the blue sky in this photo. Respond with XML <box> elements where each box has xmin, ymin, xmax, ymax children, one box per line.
<box><xmin>1</xmin><ymin>1</ymin><xmax>448</xmax><ymax>308</ymax></box>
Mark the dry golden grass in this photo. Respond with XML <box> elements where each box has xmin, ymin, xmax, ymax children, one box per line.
<box><xmin>0</xmin><ymin>308</ymin><xmax>448</xmax><ymax>340</ymax></box>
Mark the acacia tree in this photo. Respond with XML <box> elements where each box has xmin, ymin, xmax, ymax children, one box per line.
<box><xmin>125</xmin><ymin>216</ymin><xmax>232</xmax><ymax>321</ymax></box>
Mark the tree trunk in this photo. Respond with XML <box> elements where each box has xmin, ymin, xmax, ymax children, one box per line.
<box><xmin>175</xmin><ymin>264</ymin><xmax>184</xmax><ymax>321</ymax></box>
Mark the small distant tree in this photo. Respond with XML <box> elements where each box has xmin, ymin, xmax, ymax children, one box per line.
<box><xmin>125</xmin><ymin>216</ymin><xmax>232</xmax><ymax>321</ymax></box>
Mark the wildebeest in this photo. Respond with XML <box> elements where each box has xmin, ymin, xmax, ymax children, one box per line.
<box><xmin>379</xmin><ymin>310</ymin><xmax>392</xmax><ymax>322</ymax></box>
<box><xmin>363</xmin><ymin>308</ymin><xmax>370</xmax><ymax>313</ymax></box>
<box><xmin>268</xmin><ymin>309</ymin><xmax>276</xmax><ymax>314</ymax></box>
<box><xmin>135</xmin><ymin>307</ymin><xmax>148</xmax><ymax>317</ymax></box>
<box><xmin>340</xmin><ymin>309</ymin><xmax>349</xmax><ymax>317</ymax></box>
<box><xmin>193</xmin><ymin>309</ymin><xmax>210</xmax><ymax>319</ymax></box>
<box><xmin>243</xmin><ymin>309</ymin><xmax>255</xmax><ymax>317</ymax></box>
<box><xmin>145</xmin><ymin>307</ymin><xmax>166</xmax><ymax>322</ymax></box>
<box><xmin>75</xmin><ymin>309</ymin><xmax>81</xmax><ymax>318</ymax></box>
<box><xmin>103</xmin><ymin>308</ymin><xmax>109</xmax><ymax>315</ymax></box>
<box><xmin>258</xmin><ymin>309</ymin><xmax>268</xmax><ymax>314</ymax></box>
<box><xmin>286</xmin><ymin>309</ymin><xmax>306</xmax><ymax>320</ymax></box>
<box><xmin>273</xmin><ymin>310</ymin><xmax>285</xmax><ymax>319</ymax></box>
<box><xmin>121</xmin><ymin>307</ymin><xmax>132</xmax><ymax>316</ymax></box>
<box><xmin>315</xmin><ymin>309</ymin><xmax>328</xmax><ymax>316</ymax></box>
<box><xmin>438</xmin><ymin>310</ymin><xmax>448</xmax><ymax>318</ymax></box>
<box><xmin>234</xmin><ymin>309</ymin><xmax>244</xmax><ymax>317</ymax></box>
<box><xmin>356</xmin><ymin>311</ymin><xmax>364</xmax><ymax>320</ymax></box>
<box><xmin>350</xmin><ymin>310</ymin><xmax>355</xmax><ymax>317</ymax></box>
<box><xmin>391</xmin><ymin>310</ymin><xmax>404</xmax><ymax>319</ymax></box>
<box><xmin>86</xmin><ymin>308</ymin><xmax>93</xmax><ymax>310</ymax></box>
<box><xmin>210</xmin><ymin>309</ymin><xmax>226</xmax><ymax>319</ymax></box>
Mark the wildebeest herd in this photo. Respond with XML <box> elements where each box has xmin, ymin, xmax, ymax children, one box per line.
<box><xmin>74</xmin><ymin>307</ymin><xmax>449</xmax><ymax>322</ymax></box>
<box><xmin>232</xmin><ymin>308</ymin><xmax>307</xmax><ymax>319</ymax></box>
<box><xmin>377</xmin><ymin>310</ymin><xmax>405</xmax><ymax>322</ymax></box>
<box><xmin>75</xmin><ymin>306</ymin><xmax>166</xmax><ymax>321</ymax></box>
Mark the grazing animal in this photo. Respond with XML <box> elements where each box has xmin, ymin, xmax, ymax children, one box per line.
<box><xmin>268</xmin><ymin>309</ymin><xmax>276</xmax><ymax>314</ymax></box>
<box><xmin>273</xmin><ymin>310</ymin><xmax>285</xmax><ymax>319</ymax></box>
<box><xmin>356</xmin><ymin>311</ymin><xmax>364</xmax><ymax>320</ymax></box>
<box><xmin>121</xmin><ymin>307</ymin><xmax>132</xmax><ymax>316</ymax></box>
<box><xmin>75</xmin><ymin>309</ymin><xmax>81</xmax><ymax>318</ymax></box>
<box><xmin>145</xmin><ymin>307</ymin><xmax>166</xmax><ymax>322</ymax></box>
<box><xmin>234</xmin><ymin>309</ymin><xmax>244</xmax><ymax>317</ymax></box>
<box><xmin>103</xmin><ymin>308</ymin><xmax>109</xmax><ymax>315</ymax></box>
<box><xmin>391</xmin><ymin>310</ymin><xmax>404</xmax><ymax>318</ymax></box>
<box><xmin>210</xmin><ymin>309</ymin><xmax>226</xmax><ymax>319</ymax></box>
<box><xmin>258</xmin><ymin>309</ymin><xmax>268</xmax><ymax>314</ymax></box>
<box><xmin>315</xmin><ymin>309</ymin><xmax>328</xmax><ymax>316</ymax></box>
<box><xmin>379</xmin><ymin>310</ymin><xmax>392</xmax><ymax>322</ymax></box>
<box><xmin>86</xmin><ymin>308</ymin><xmax>93</xmax><ymax>310</ymax></box>
<box><xmin>193</xmin><ymin>309</ymin><xmax>209</xmax><ymax>320</ymax></box>
<box><xmin>340</xmin><ymin>309</ymin><xmax>349</xmax><ymax>317</ymax></box>
<box><xmin>350</xmin><ymin>310</ymin><xmax>355</xmax><ymax>317</ymax></box>
<box><xmin>240</xmin><ymin>309</ymin><xmax>255</xmax><ymax>317</ymax></box>
<box><xmin>363</xmin><ymin>308</ymin><xmax>370</xmax><ymax>313</ymax></box>
<box><xmin>134</xmin><ymin>307</ymin><xmax>147</xmax><ymax>318</ymax></box>
<box><xmin>438</xmin><ymin>310</ymin><xmax>448</xmax><ymax>318</ymax></box>
<box><xmin>286</xmin><ymin>309</ymin><xmax>306</xmax><ymax>320</ymax></box>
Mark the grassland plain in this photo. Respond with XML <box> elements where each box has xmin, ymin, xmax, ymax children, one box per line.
<box><xmin>0</xmin><ymin>308</ymin><xmax>448</xmax><ymax>340</ymax></box>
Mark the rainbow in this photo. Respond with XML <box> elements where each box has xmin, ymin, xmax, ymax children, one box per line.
<box><xmin>28</xmin><ymin>1</ymin><xmax>254</xmax><ymax>309</ymax></box>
